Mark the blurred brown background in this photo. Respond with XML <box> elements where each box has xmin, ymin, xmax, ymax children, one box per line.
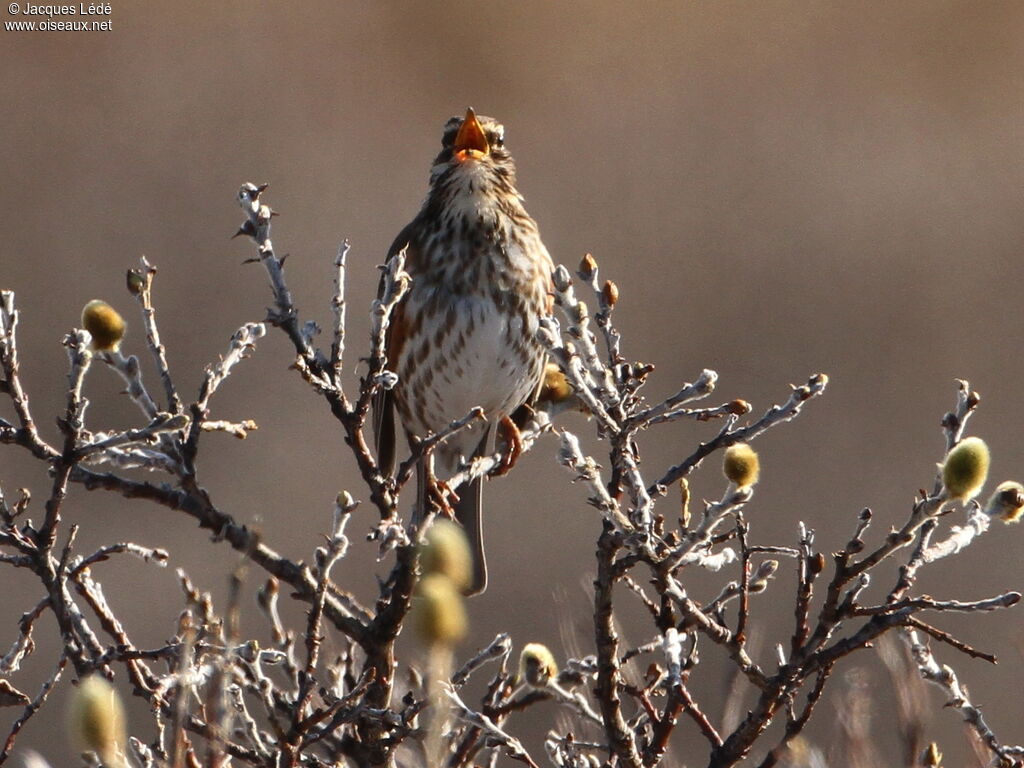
<box><xmin>2</xmin><ymin>1</ymin><xmax>1024</xmax><ymax>764</ymax></box>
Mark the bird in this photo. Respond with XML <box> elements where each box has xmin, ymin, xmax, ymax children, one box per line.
<box><xmin>375</xmin><ymin>108</ymin><xmax>555</xmax><ymax>595</ymax></box>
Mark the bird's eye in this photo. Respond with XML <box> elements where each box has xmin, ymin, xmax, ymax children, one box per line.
<box><xmin>493</xmin><ymin>133</ymin><xmax>505</xmax><ymax>148</ymax></box>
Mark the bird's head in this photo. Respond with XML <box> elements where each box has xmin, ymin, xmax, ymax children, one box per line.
<box><xmin>430</xmin><ymin>108</ymin><xmax>516</xmax><ymax>187</ymax></box>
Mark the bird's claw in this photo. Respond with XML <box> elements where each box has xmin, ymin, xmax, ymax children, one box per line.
<box><xmin>427</xmin><ymin>476</ymin><xmax>460</xmax><ymax>517</ymax></box>
<box><xmin>493</xmin><ymin>416</ymin><xmax>524</xmax><ymax>476</ymax></box>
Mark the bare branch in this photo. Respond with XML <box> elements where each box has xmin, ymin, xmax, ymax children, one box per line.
<box><xmin>904</xmin><ymin>628</ymin><xmax>1024</xmax><ymax>765</ymax></box>
<box><xmin>128</xmin><ymin>256</ymin><xmax>183</xmax><ymax>413</ymax></box>
<box><xmin>331</xmin><ymin>240</ymin><xmax>350</xmax><ymax>383</ymax></box>
<box><xmin>651</xmin><ymin>373</ymin><xmax>828</xmax><ymax>493</ymax></box>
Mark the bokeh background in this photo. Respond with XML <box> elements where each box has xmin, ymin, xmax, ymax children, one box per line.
<box><xmin>2</xmin><ymin>1</ymin><xmax>1023</xmax><ymax>764</ymax></box>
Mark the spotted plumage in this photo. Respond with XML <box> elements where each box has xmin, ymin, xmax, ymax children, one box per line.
<box><xmin>375</xmin><ymin>109</ymin><xmax>554</xmax><ymax>595</ymax></box>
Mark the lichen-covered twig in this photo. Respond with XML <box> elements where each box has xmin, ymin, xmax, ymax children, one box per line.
<box><xmin>444</xmin><ymin>685</ymin><xmax>540</xmax><ymax>768</ymax></box>
<box><xmin>451</xmin><ymin>633</ymin><xmax>512</xmax><ymax>687</ymax></box>
<box><xmin>128</xmin><ymin>256</ymin><xmax>183</xmax><ymax>413</ymax></box>
<box><xmin>0</xmin><ymin>292</ymin><xmax>56</xmax><ymax>460</ymax></box>
<box><xmin>330</xmin><ymin>240</ymin><xmax>350</xmax><ymax>383</ymax></box>
<box><xmin>906</xmin><ymin>628</ymin><xmax>1024</xmax><ymax>765</ymax></box>
<box><xmin>650</xmin><ymin>373</ymin><xmax>829</xmax><ymax>494</ymax></box>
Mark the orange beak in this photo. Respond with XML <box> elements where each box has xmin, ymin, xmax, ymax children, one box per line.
<box><xmin>453</xmin><ymin>108</ymin><xmax>489</xmax><ymax>160</ymax></box>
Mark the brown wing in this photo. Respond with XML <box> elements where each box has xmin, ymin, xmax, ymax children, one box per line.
<box><xmin>511</xmin><ymin>253</ymin><xmax>557</xmax><ymax>428</ymax></box>
<box><xmin>373</xmin><ymin>220</ymin><xmax>419</xmax><ymax>476</ymax></box>
<box><xmin>532</xmin><ymin>250</ymin><xmax>557</xmax><ymax>406</ymax></box>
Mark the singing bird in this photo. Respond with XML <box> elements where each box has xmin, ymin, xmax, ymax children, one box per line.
<box><xmin>375</xmin><ymin>109</ymin><xmax>555</xmax><ymax>595</ymax></box>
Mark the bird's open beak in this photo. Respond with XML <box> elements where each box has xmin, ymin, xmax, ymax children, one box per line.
<box><xmin>453</xmin><ymin>108</ymin><xmax>489</xmax><ymax>160</ymax></box>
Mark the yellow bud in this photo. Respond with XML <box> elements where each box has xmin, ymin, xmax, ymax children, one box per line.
<box><xmin>784</xmin><ymin>738</ymin><xmax>810</xmax><ymax>763</ymax></box>
<box><xmin>984</xmin><ymin>481</ymin><xmax>1024</xmax><ymax>523</ymax></box>
<box><xmin>602</xmin><ymin>280</ymin><xmax>619</xmax><ymax>307</ymax></box>
<box><xmin>70</xmin><ymin>676</ymin><xmax>126</xmax><ymax>766</ymax></box>
<box><xmin>750</xmin><ymin>559</ymin><xmax>779</xmax><ymax>593</ymax></box>
<box><xmin>412</xmin><ymin>574</ymin><xmax>467</xmax><ymax>648</ymax></box>
<box><xmin>942</xmin><ymin>436</ymin><xmax>990</xmax><ymax>501</ymax></box>
<box><xmin>727</xmin><ymin>399</ymin><xmax>752</xmax><ymax>416</ymax></box>
<box><xmin>922</xmin><ymin>742</ymin><xmax>943</xmax><ymax>767</ymax></box>
<box><xmin>125</xmin><ymin>269</ymin><xmax>145</xmax><ymax>297</ymax></box>
<box><xmin>723</xmin><ymin>443</ymin><xmax>760</xmax><ymax>488</ymax></box>
<box><xmin>579</xmin><ymin>253</ymin><xmax>597</xmax><ymax>278</ymax></box>
<box><xmin>539</xmin><ymin>362</ymin><xmax>574</xmax><ymax>405</ymax></box>
<box><xmin>518</xmin><ymin>642</ymin><xmax>558</xmax><ymax>688</ymax></box>
<box><xmin>81</xmin><ymin>300</ymin><xmax>126</xmax><ymax>352</ymax></box>
<box><xmin>420</xmin><ymin>519</ymin><xmax>473</xmax><ymax>592</ymax></box>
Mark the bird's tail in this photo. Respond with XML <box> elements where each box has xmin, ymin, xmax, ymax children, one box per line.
<box><xmin>417</xmin><ymin>427</ymin><xmax>490</xmax><ymax>596</ymax></box>
<box><xmin>454</xmin><ymin>474</ymin><xmax>487</xmax><ymax>595</ymax></box>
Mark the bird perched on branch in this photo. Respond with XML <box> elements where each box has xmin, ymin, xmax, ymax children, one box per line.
<box><xmin>375</xmin><ymin>108</ymin><xmax>555</xmax><ymax>595</ymax></box>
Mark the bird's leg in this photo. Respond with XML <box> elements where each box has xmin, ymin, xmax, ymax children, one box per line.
<box><xmin>427</xmin><ymin>471</ymin><xmax>459</xmax><ymax>519</ymax></box>
<box><xmin>492</xmin><ymin>415</ymin><xmax>524</xmax><ymax>476</ymax></box>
